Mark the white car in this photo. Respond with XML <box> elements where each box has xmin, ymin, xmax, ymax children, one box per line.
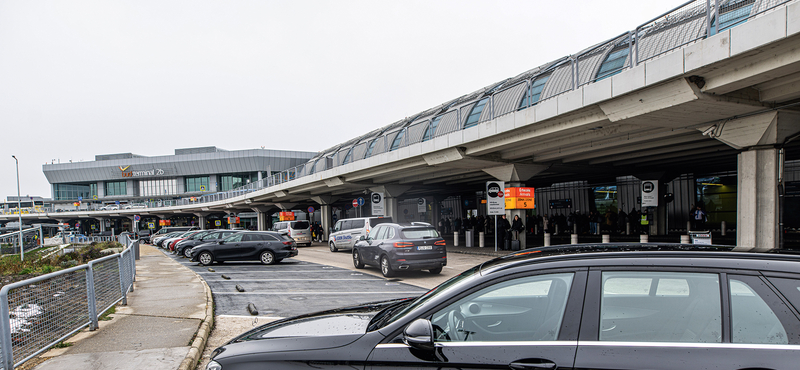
<box><xmin>100</xmin><ymin>205</ymin><xmax>120</xmax><ymax>211</ymax></box>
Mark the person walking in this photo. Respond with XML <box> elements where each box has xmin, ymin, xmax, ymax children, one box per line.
<box><xmin>499</xmin><ymin>214</ymin><xmax>511</xmax><ymax>250</ymax></box>
<box><xmin>692</xmin><ymin>205</ymin><xmax>707</xmax><ymax>230</ymax></box>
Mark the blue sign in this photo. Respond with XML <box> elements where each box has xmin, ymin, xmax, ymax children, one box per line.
<box><xmin>308</xmin><ymin>206</ymin><xmax>315</xmax><ymax>213</ymax></box>
<box><xmin>115</xmin><ymin>201</ymin><xmax>120</xmax><ymax>205</ymax></box>
<box><xmin>357</xmin><ymin>197</ymin><xmax>365</xmax><ymax>206</ymax></box>
<box><xmin>134</xmin><ymin>215</ymin><xmax>141</xmax><ymax>221</ymax></box>
<box><xmin>78</xmin><ymin>196</ymin><xmax>82</xmax><ymax>201</ymax></box>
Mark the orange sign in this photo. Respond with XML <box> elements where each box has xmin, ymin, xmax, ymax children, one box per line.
<box><xmin>279</xmin><ymin>212</ymin><xmax>295</xmax><ymax>221</ymax></box>
<box><xmin>504</xmin><ymin>187</ymin><xmax>535</xmax><ymax>209</ymax></box>
<box><xmin>504</xmin><ymin>187</ymin><xmax>534</xmax><ymax>198</ymax></box>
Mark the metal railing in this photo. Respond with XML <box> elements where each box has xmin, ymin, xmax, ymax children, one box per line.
<box><xmin>3</xmin><ymin>0</ymin><xmax>794</xmax><ymax>218</ymax></box>
<box><xmin>0</xmin><ymin>237</ymin><xmax>137</xmax><ymax>369</ymax></box>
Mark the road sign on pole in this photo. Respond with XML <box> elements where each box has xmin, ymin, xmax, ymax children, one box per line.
<box><xmin>486</xmin><ymin>181</ymin><xmax>505</xmax><ymax>216</ymax></box>
<box><xmin>352</xmin><ymin>199</ymin><xmax>359</xmax><ymax>208</ymax></box>
<box><xmin>357</xmin><ymin>197</ymin><xmax>365</xmax><ymax>206</ymax></box>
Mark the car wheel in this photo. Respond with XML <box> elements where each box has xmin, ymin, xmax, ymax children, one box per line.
<box><xmin>198</xmin><ymin>252</ymin><xmax>214</xmax><ymax>266</ymax></box>
<box><xmin>380</xmin><ymin>255</ymin><xmax>395</xmax><ymax>277</ymax></box>
<box><xmin>260</xmin><ymin>250</ymin><xmax>276</xmax><ymax>265</ymax></box>
<box><xmin>353</xmin><ymin>249</ymin><xmax>364</xmax><ymax>269</ymax></box>
<box><xmin>429</xmin><ymin>266</ymin><xmax>443</xmax><ymax>274</ymax></box>
<box><xmin>183</xmin><ymin>248</ymin><xmax>193</xmax><ymax>258</ymax></box>
<box><xmin>329</xmin><ymin>242</ymin><xmax>338</xmax><ymax>252</ymax></box>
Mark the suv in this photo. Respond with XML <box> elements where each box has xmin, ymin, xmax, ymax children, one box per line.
<box><xmin>352</xmin><ymin>222</ymin><xmax>446</xmax><ymax>277</ymax></box>
<box><xmin>272</xmin><ymin>220</ymin><xmax>312</xmax><ymax>247</ymax></box>
<box><xmin>328</xmin><ymin>217</ymin><xmax>392</xmax><ymax>252</ymax></box>
<box><xmin>190</xmin><ymin>231</ymin><xmax>298</xmax><ymax>265</ymax></box>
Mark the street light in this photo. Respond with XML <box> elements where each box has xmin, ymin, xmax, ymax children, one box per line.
<box><xmin>11</xmin><ymin>155</ymin><xmax>23</xmax><ymax>261</ymax></box>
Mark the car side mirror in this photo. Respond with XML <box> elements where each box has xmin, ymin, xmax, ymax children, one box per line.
<box><xmin>359</xmin><ymin>235</ymin><xmax>366</xmax><ymax>241</ymax></box>
<box><xmin>403</xmin><ymin>318</ymin><xmax>435</xmax><ymax>351</ymax></box>
<box><xmin>218</xmin><ymin>240</ymin><xmax>225</xmax><ymax>244</ymax></box>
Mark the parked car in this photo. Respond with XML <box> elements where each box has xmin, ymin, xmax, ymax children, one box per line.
<box><xmin>328</xmin><ymin>216</ymin><xmax>392</xmax><ymax>252</ymax></box>
<box><xmin>148</xmin><ymin>226</ymin><xmax>197</xmax><ymax>244</ymax></box>
<box><xmin>124</xmin><ymin>203</ymin><xmax>147</xmax><ymax>209</ymax></box>
<box><xmin>272</xmin><ymin>220</ymin><xmax>312</xmax><ymax>247</ymax></box>
<box><xmin>176</xmin><ymin>230</ymin><xmax>240</xmax><ymax>258</ymax></box>
<box><xmin>205</xmin><ymin>244</ymin><xmax>800</xmax><ymax>370</ymax></box>
<box><xmin>352</xmin><ymin>222</ymin><xmax>446</xmax><ymax>277</ymax></box>
<box><xmin>190</xmin><ymin>231</ymin><xmax>298</xmax><ymax>265</ymax></box>
<box><xmin>152</xmin><ymin>231</ymin><xmax>184</xmax><ymax>248</ymax></box>
<box><xmin>99</xmin><ymin>204</ymin><xmax>120</xmax><ymax>211</ymax></box>
<box><xmin>165</xmin><ymin>230</ymin><xmax>205</xmax><ymax>251</ymax></box>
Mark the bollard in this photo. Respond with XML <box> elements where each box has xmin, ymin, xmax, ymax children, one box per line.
<box><xmin>626</xmin><ymin>223</ymin><xmax>630</xmax><ymax>235</ymax></box>
<box><xmin>721</xmin><ymin>221</ymin><xmax>726</xmax><ymax>236</ymax></box>
<box><xmin>573</xmin><ymin>224</ymin><xmax>578</xmax><ymax>235</ymax></box>
<box><xmin>602</xmin><ymin>234</ymin><xmax>610</xmax><ymax>243</ymax></box>
<box><xmin>555</xmin><ymin>224</ymin><xmax>560</xmax><ymax>235</ymax></box>
<box><xmin>570</xmin><ymin>234</ymin><xmax>578</xmax><ymax>244</ymax></box>
<box><xmin>453</xmin><ymin>231</ymin><xmax>459</xmax><ymax>247</ymax></box>
<box><xmin>687</xmin><ymin>221</ymin><xmax>692</xmax><ymax>232</ymax></box>
<box><xmin>479</xmin><ymin>232</ymin><xmax>485</xmax><ymax>248</ymax></box>
<box><xmin>640</xmin><ymin>234</ymin><xmax>649</xmax><ymax>243</ymax></box>
<box><xmin>544</xmin><ymin>233</ymin><xmax>551</xmax><ymax>247</ymax></box>
<box><xmin>681</xmin><ymin>235</ymin><xmax>691</xmax><ymax>244</ymax></box>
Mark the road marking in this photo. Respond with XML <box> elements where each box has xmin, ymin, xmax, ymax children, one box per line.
<box><xmin>206</xmin><ymin>278</ymin><xmax>389</xmax><ymax>282</ymax></box>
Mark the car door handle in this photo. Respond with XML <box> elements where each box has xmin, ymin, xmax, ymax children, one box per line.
<box><xmin>509</xmin><ymin>360</ymin><xmax>557</xmax><ymax>370</ymax></box>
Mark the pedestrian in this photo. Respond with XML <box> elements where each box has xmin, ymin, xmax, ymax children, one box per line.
<box><xmin>511</xmin><ymin>215</ymin><xmax>525</xmax><ymax>240</ymax></box>
<box><xmin>692</xmin><ymin>205</ymin><xmax>707</xmax><ymax>230</ymax></box>
<box><xmin>499</xmin><ymin>214</ymin><xmax>511</xmax><ymax>249</ymax></box>
<box><xmin>438</xmin><ymin>218</ymin><xmax>445</xmax><ymax>235</ymax></box>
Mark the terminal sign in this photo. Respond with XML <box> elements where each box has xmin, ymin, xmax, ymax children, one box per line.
<box><xmin>486</xmin><ymin>181</ymin><xmax>505</xmax><ymax>215</ymax></box>
<box><xmin>504</xmin><ymin>187</ymin><xmax>535</xmax><ymax>209</ymax></box>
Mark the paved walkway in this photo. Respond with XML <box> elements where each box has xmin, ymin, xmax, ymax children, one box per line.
<box><xmin>32</xmin><ymin>244</ymin><xmax>212</xmax><ymax>370</ymax></box>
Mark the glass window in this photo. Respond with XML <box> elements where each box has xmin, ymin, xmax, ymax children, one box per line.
<box><xmin>263</xmin><ymin>234</ymin><xmax>279</xmax><ymax>241</ymax></box>
<box><xmin>432</xmin><ymin>273</ymin><xmax>574</xmax><ymax>342</ymax></box>
<box><xmin>334</xmin><ymin>221</ymin><xmax>342</xmax><ymax>232</ymax></box>
<box><xmin>139</xmin><ymin>179</ymin><xmax>177</xmax><ymax>197</ymax></box>
<box><xmin>372</xmin><ymin>226</ymin><xmax>388</xmax><ymax>240</ymax></box>
<box><xmin>422</xmin><ymin>116</ymin><xmax>442</xmax><ymax>142</ymax></box>
<box><xmin>105</xmin><ymin>181</ymin><xmax>127</xmax><ymax>196</ymax></box>
<box><xmin>464</xmin><ymin>97</ymin><xmax>490</xmax><ymax>128</ymax></box>
<box><xmin>765</xmin><ymin>277</ymin><xmax>800</xmax><ymax>312</ymax></box>
<box><xmin>596</xmin><ymin>47</ymin><xmax>629</xmax><ymax>81</ymax></box>
<box><xmin>219</xmin><ymin>173</ymin><xmax>254</xmax><ymax>191</ymax></box>
<box><xmin>365</xmin><ymin>139</ymin><xmax>377</xmax><ymax>158</ymax></box>
<box><xmin>185</xmin><ymin>176</ymin><xmax>209</xmax><ymax>192</ymax></box>
<box><xmin>730</xmin><ymin>277</ymin><xmax>788</xmax><ymax>344</ymax></box>
<box><xmin>711</xmin><ymin>0</ymin><xmax>754</xmax><ymax>35</ymax></box>
<box><xmin>401</xmin><ymin>227</ymin><xmax>440</xmax><ymax>239</ymax></box>
<box><xmin>224</xmin><ymin>233</ymin><xmax>244</xmax><ymax>243</ymax></box>
<box><xmin>519</xmin><ymin>75</ymin><xmax>550</xmax><ymax>109</ymax></box>
<box><xmin>385</xmin><ymin>227</ymin><xmax>395</xmax><ymax>240</ymax></box>
<box><xmin>343</xmin><ymin>148</ymin><xmax>354</xmax><ymax>165</ymax></box>
<box><xmin>390</xmin><ymin>130</ymin><xmax>405</xmax><ymax>151</ymax></box>
<box><xmin>370</xmin><ymin>218</ymin><xmax>392</xmax><ymax>227</ymax></box>
<box><xmin>290</xmin><ymin>221</ymin><xmax>309</xmax><ymax>229</ymax></box>
<box><xmin>600</xmin><ymin>271</ymin><xmax>720</xmax><ymax>343</ymax></box>
<box><xmin>54</xmin><ymin>183</ymin><xmax>95</xmax><ymax>201</ymax></box>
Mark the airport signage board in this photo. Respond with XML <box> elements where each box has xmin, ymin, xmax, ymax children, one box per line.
<box><xmin>486</xmin><ymin>181</ymin><xmax>505</xmax><ymax>215</ymax></box>
<box><xmin>371</xmin><ymin>192</ymin><xmax>385</xmax><ymax>216</ymax></box>
<box><xmin>641</xmin><ymin>180</ymin><xmax>658</xmax><ymax>207</ymax></box>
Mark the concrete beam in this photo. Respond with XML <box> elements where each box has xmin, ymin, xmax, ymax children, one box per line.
<box><xmin>589</xmin><ymin>141</ymin><xmax>724</xmax><ymax>165</ymax></box>
<box><xmin>369</xmin><ymin>185</ymin><xmax>412</xmax><ymax>198</ymax></box>
<box><xmin>701</xmin><ymin>110</ymin><xmax>800</xmax><ymax>150</ymax></box>
<box><xmin>345</xmin><ymin>158</ymin><xmax>428</xmax><ymax>182</ymax></box>
<box><xmin>599</xmin><ymin>78</ymin><xmax>700</xmax><ymax>123</ymax></box>
<box><xmin>532</xmin><ymin>129</ymin><xmax>699</xmax><ymax>162</ymax></box>
<box><xmin>324</xmin><ymin>177</ymin><xmax>346</xmax><ymax>187</ymax></box>
<box><xmin>757</xmin><ymin>71</ymin><xmax>800</xmax><ymax>103</ymax></box>
<box><xmin>310</xmin><ymin>195</ymin><xmax>339</xmax><ymax>205</ymax></box>
<box><xmin>423</xmin><ymin>147</ymin><xmax>465</xmax><ymax>166</ymax></box>
<box><xmin>274</xmin><ymin>203</ymin><xmax>297</xmax><ymax>211</ymax></box>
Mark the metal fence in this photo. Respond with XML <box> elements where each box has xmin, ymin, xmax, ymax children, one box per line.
<box><xmin>2</xmin><ymin>0</ymin><xmax>795</xmax><ymax>218</ymax></box>
<box><xmin>0</xmin><ymin>237</ymin><xmax>137</xmax><ymax>369</ymax></box>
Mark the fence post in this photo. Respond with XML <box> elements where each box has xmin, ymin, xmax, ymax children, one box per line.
<box><xmin>86</xmin><ymin>264</ymin><xmax>99</xmax><ymax>331</ymax></box>
<box><xmin>706</xmin><ymin>0</ymin><xmax>712</xmax><ymax>37</ymax></box>
<box><xmin>0</xmin><ymin>289</ymin><xmax>14</xmax><ymax>370</ymax></box>
<box><xmin>118</xmin><ymin>253</ymin><xmax>127</xmax><ymax>305</ymax></box>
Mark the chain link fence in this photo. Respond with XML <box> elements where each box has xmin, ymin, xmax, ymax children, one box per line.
<box><xmin>0</xmin><ymin>238</ymin><xmax>138</xmax><ymax>369</ymax></box>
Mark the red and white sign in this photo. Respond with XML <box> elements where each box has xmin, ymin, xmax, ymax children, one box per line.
<box><xmin>352</xmin><ymin>199</ymin><xmax>359</xmax><ymax>207</ymax></box>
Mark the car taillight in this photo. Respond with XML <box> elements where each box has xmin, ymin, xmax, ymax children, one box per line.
<box><xmin>393</xmin><ymin>242</ymin><xmax>414</xmax><ymax>248</ymax></box>
<box><xmin>434</xmin><ymin>240</ymin><xmax>446</xmax><ymax>246</ymax></box>
<box><xmin>282</xmin><ymin>241</ymin><xmax>292</xmax><ymax>245</ymax></box>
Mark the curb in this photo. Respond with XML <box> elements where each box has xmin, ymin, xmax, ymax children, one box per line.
<box><xmin>177</xmin><ymin>256</ymin><xmax>215</xmax><ymax>370</ymax></box>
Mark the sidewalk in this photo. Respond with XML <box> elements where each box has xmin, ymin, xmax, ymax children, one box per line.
<box><xmin>31</xmin><ymin>244</ymin><xmax>213</xmax><ymax>370</ymax></box>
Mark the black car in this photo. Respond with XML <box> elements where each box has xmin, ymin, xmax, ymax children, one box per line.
<box><xmin>352</xmin><ymin>222</ymin><xmax>446</xmax><ymax>277</ymax></box>
<box><xmin>190</xmin><ymin>231</ymin><xmax>297</xmax><ymax>265</ymax></box>
<box><xmin>205</xmin><ymin>244</ymin><xmax>800</xmax><ymax>370</ymax></box>
<box><xmin>176</xmin><ymin>229</ymin><xmax>240</xmax><ymax>258</ymax></box>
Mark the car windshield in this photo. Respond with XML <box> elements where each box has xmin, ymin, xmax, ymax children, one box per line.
<box><xmin>370</xmin><ymin>218</ymin><xmax>392</xmax><ymax>227</ymax></box>
<box><xmin>400</xmin><ymin>227</ymin><xmax>439</xmax><ymax>239</ymax></box>
<box><xmin>368</xmin><ymin>265</ymin><xmax>481</xmax><ymax>331</ymax></box>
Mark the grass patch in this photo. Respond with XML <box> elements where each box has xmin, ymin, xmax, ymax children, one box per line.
<box><xmin>0</xmin><ymin>241</ymin><xmax>124</xmax><ymax>278</ymax></box>
<box><xmin>51</xmin><ymin>341</ymin><xmax>73</xmax><ymax>348</ymax></box>
<box><xmin>99</xmin><ymin>306</ymin><xmax>116</xmax><ymax>321</ymax></box>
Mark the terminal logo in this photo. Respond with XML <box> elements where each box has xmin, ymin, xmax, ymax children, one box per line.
<box><xmin>119</xmin><ymin>166</ymin><xmax>166</xmax><ymax>178</ymax></box>
<box><xmin>119</xmin><ymin>165</ymin><xmax>130</xmax><ymax>171</ymax></box>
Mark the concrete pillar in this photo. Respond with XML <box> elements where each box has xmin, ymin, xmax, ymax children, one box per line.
<box><xmin>385</xmin><ymin>197</ymin><xmax>399</xmax><ymax>223</ymax></box>
<box><xmin>256</xmin><ymin>212</ymin><xmax>269</xmax><ymax>231</ymax></box>
<box><xmin>738</xmin><ymin>147</ymin><xmax>780</xmax><ymax>251</ymax></box>
<box><xmin>321</xmin><ymin>204</ymin><xmax>332</xmax><ymax>241</ymax></box>
<box><xmin>544</xmin><ymin>233</ymin><xmax>551</xmax><ymax>247</ymax></box>
<box><xmin>98</xmin><ymin>217</ymin><xmax>106</xmax><ymax>232</ymax></box>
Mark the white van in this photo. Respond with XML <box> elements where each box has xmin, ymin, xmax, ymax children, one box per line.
<box><xmin>272</xmin><ymin>220</ymin><xmax>312</xmax><ymax>247</ymax></box>
<box><xmin>328</xmin><ymin>217</ymin><xmax>392</xmax><ymax>252</ymax></box>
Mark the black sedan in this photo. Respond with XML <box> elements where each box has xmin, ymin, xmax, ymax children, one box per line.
<box><xmin>189</xmin><ymin>231</ymin><xmax>297</xmax><ymax>265</ymax></box>
<box><xmin>176</xmin><ymin>229</ymin><xmax>240</xmax><ymax>258</ymax></box>
<box><xmin>205</xmin><ymin>244</ymin><xmax>800</xmax><ymax>370</ymax></box>
<box><xmin>352</xmin><ymin>222</ymin><xmax>446</xmax><ymax>277</ymax></box>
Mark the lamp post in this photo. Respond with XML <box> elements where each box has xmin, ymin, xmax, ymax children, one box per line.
<box><xmin>11</xmin><ymin>155</ymin><xmax>23</xmax><ymax>261</ymax></box>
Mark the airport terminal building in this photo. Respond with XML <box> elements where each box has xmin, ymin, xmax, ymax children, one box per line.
<box><xmin>42</xmin><ymin>147</ymin><xmax>316</xmax><ymax>210</ymax></box>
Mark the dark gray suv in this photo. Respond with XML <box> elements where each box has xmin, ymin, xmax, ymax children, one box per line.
<box><xmin>352</xmin><ymin>222</ymin><xmax>446</xmax><ymax>277</ymax></box>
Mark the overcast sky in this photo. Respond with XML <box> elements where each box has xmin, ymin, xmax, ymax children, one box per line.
<box><xmin>0</xmin><ymin>0</ymin><xmax>678</xmax><ymax>198</ymax></box>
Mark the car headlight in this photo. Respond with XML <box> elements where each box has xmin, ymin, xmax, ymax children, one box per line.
<box><xmin>206</xmin><ymin>360</ymin><xmax>222</xmax><ymax>370</ymax></box>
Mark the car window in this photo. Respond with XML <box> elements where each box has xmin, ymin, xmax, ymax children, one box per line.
<box><xmin>262</xmin><ymin>234</ymin><xmax>279</xmax><ymax>241</ymax></box>
<box><xmin>600</xmin><ymin>271</ymin><xmax>721</xmax><ymax>343</ymax></box>
<box><xmin>432</xmin><ymin>273</ymin><xmax>574</xmax><ymax>342</ymax></box>
<box><xmin>730</xmin><ymin>277</ymin><xmax>788</xmax><ymax>344</ymax></box>
<box><xmin>291</xmin><ymin>221</ymin><xmax>309</xmax><ymax>229</ymax></box>
<box><xmin>201</xmin><ymin>232</ymin><xmax>220</xmax><ymax>240</ymax></box>
<box><xmin>242</xmin><ymin>234</ymin><xmax>256</xmax><ymax>242</ymax></box>
<box><xmin>385</xmin><ymin>227</ymin><xmax>395</xmax><ymax>240</ymax></box>
<box><xmin>370</xmin><ymin>218</ymin><xmax>392</xmax><ymax>227</ymax></box>
<box><xmin>334</xmin><ymin>221</ymin><xmax>342</xmax><ymax>232</ymax></box>
<box><xmin>401</xmin><ymin>227</ymin><xmax>439</xmax><ymax>239</ymax></box>
<box><xmin>224</xmin><ymin>233</ymin><xmax>244</xmax><ymax>243</ymax></box>
<box><xmin>370</xmin><ymin>226</ymin><xmax>384</xmax><ymax>240</ymax></box>
<box><xmin>766</xmin><ymin>277</ymin><xmax>800</xmax><ymax>312</ymax></box>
